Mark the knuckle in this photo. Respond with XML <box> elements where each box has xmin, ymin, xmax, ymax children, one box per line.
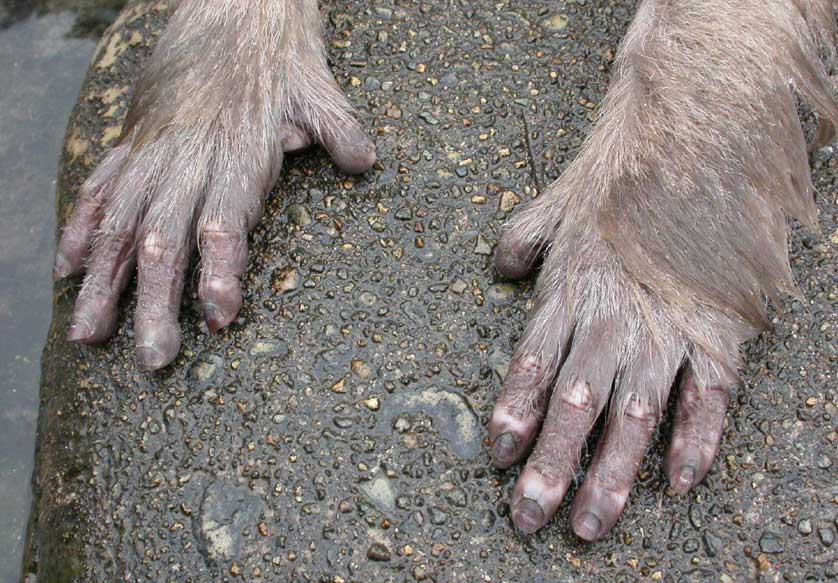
<box><xmin>138</xmin><ymin>233</ymin><xmax>169</xmax><ymax>263</ymax></box>
<box><xmin>623</xmin><ymin>392</ymin><xmax>656</xmax><ymax>422</ymax></box>
<box><xmin>559</xmin><ymin>379</ymin><xmax>596</xmax><ymax>412</ymax></box>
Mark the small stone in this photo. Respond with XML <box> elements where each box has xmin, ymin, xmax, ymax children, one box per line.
<box><xmin>419</xmin><ymin>112</ymin><xmax>439</xmax><ymax>125</ymax></box>
<box><xmin>364</xmin><ymin>77</ymin><xmax>381</xmax><ymax>91</ymax></box>
<box><xmin>358</xmin><ymin>291</ymin><xmax>377</xmax><ymax>306</ymax></box>
<box><xmin>759</xmin><ymin>531</ymin><xmax>784</xmax><ymax>554</ymax></box>
<box><xmin>364</xmin><ymin>397</ymin><xmax>380</xmax><ymax>411</ymax></box>
<box><xmin>474</xmin><ymin>235</ymin><xmax>492</xmax><ymax>255</ymax></box>
<box><xmin>703</xmin><ymin>531</ymin><xmax>723</xmax><ymax>557</ymax></box>
<box><xmin>287</xmin><ymin>203</ymin><xmax>312</xmax><ymax>226</ymax></box>
<box><xmin>394</xmin><ymin>206</ymin><xmax>412</xmax><ymax>220</ymax></box>
<box><xmin>450</xmin><ymin>279</ymin><xmax>468</xmax><ymax>294</ymax></box>
<box><xmin>487</xmin><ymin>283</ymin><xmax>516</xmax><ymax>302</ymax></box>
<box><xmin>367</xmin><ymin>543</ymin><xmax>391</xmax><ymax>562</ymax></box>
<box><xmin>191</xmin><ymin>354</ymin><xmax>223</xmax><ymax>388</ymax></box>
<box><xmin>249</xmin><ymin>340</ymin><xmax>288</xmax><ymax>358</ymax></box>
<box><xmin>683</xmin><ymin>538</ymin><xmax>699</xmax><ymax>553</ymax></box>
<box><xmin>333</xmin><ymin>416</ymin><xmax>354</xmax><ymax>428</ymax></box>
<box><xmin>798</xmin><ymin>519</ymin><xmax>813</xmax><ymax>535</ymax></box>
<box><xmin>271</xmin><ymin>267</ymin><xmax>300</xmax><ymax>294</ymax></box>
<box><xmin>440</xmin><ymin>72</ymin><xmax>458</xmax><ymax>86</ymax></box>
<box><xmin>230</xmin><ymin>563</ymin><xmax>241</xmax><ymax>576</ymax></box>
<box><xmin>688</xmin><ymin>504</ymin><xmax>703</xmax><ymax>529</ymax></box>
<box><xmin>429</xmin><ymin>507</ymin><xmax>448</xmax><ymax>525</ymax></box>
<box><xmin>351</xmin><ymin>360</ymin><xmax>373</xmax><ymax>378</ymax></box>
<box><xmin>818</xmin><ymin>528</ymin><xmax>835</xmax><ymax>547</ymax></box>
<box><xmin>443</xmin><ymin>487</ymin><xmax>467</xmax><ymax>508</ymax></box>
<box><xmin>361</xmin><ymin>476</ymin><xmax>395</xmax><ymax>514</ymax></box>
<box><xmin>330</xmin><ymin>378</ymin><xmax>347</xmax><ymax>393</ymax></box>
<box><xmin>816</xmin><ymin>454</ymin><xmax>832</xmax><ymax>469</ymax></box>
<box><xmin>543</xmin><ymin>14</ymin><xmax>569</xmax><ymax>31</ymax></box>
<box><xmin>499</xmin><ymin>190</ymin><xmax>520</xmax><ymax>211</ymax></box>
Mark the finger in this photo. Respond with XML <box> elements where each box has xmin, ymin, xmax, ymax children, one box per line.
<box><xmin>494</xmin><ymin>187</ymin><xmax>566</xmax><ymax>280</ymax></box>
<box><xmin>488</xmin><ymin>290</ymin><xmax>573</xmax><ymax>469</ymax></box>
<box><xmin>198</xmin><ymin>225</ymin><xmax>248</xmax><ymax>332</ymax></box>
<box><xmin>67</xmin><ymin>231</ymin><xmax>136</xmax><ymax>344</ymax></box>
<box><xmin>197</xmin><ymin>150</ymin><xmax>275</xmax><ymax>332</ymax></box>
<box><xmin>54</xmin><ymin>145</ymin><xmax>129</xmax><ymax>280</ymax></box>
<box><xmin>133</xmin><ymin>231</ymin><xmax>191</xmax><ymax>371</ymax></box>
<box><xmin>509</xmin><ymin>323</ymin><xmax>621</xmax><ymax>534</ymax></box>
<box><xmin>664</xmin><ymin>365</ymin><xmax>732</xmax><ymax>495</ymax></box>
<box><xmin>280</xmin><ymin>122</ymin><xmax>312</xmax><ymax>153</ymax></box>
<box><xmin>494</xmin><ymin>229</ymin><xmax>545</xmax><ymax>280</ymax></box>
<box><xmin>569</xmin><ymin>341</ymin><xmax>682</xmax><ymax>541</ymax></box>
<box><xmin>132</xmin><ymin>161</ymin><xmax>204</xmax><ymax>371</ymax></box>
<box><xmin>317</xmin><ymin>114</ymin><xmax>376</xmax><ymax>175</ymax></box>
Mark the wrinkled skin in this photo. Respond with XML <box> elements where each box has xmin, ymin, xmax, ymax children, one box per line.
<box><xmin>54</xmin><ymin>0</ymin><xmax>838</xmax><ymax>540</ymax></box>
<box><xmin>488</xmin><ymin>0</ymin><xmax>837</xmax><ymax>539</ymax></box>
<box><xmin>53</xmin><ymin>0</ymin><xmax>376</xmax><ymax>370</ymax></box>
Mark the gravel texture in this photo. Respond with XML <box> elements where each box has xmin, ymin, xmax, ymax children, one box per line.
<box><xmin>25</xmin><ymin>0</ymin><xmax>837</xmax><ymax>581</ymax></box>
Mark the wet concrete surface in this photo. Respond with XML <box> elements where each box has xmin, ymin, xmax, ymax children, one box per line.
<box><xmin>23</xmin><ymin>0</ymin><xmax>838</xmax><ymax>581</ymax></box>
<box><xmin>0</xmin><ymin>4</ymin><xmax>109</xmax><ymax>581</ymax></box>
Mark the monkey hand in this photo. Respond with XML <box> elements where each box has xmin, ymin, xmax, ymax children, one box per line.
<box><xmin>53</xmin><ymin>2</ymin><xmax>375</xmax><ymax>371</ymax></box>
<box><xmin>488</xmin><ymin>0</ymin><xmax>837</xmax><ymax>539</ymax></box>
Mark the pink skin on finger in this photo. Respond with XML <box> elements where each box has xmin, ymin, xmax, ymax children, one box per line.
<box><xmin>198</xmin><ymin>228</ymin><xmax>248</xmax><ymax>332</ymax></box>
<box><xmin>54</xmin><ymin>145</ymin><xmax>130</xmax><ymax>280</ymax></box>
<box><xmin>319</xmin><ymin>117</ymin><xmax>377</xmax><ymax>175</ymax></box>
<box><xmin>488</xmin><ymin>353</ymin><xmax>557</xmax><ymax>469</ymax></box>
<box><xmin>67</xmin><ymin>232</ymin><xmax>136</xmax><ymax>344</ymax></box>
<box><xmin>570</xmin><ymin>393</ymin><xmax>664</xmax><ymax>541</ymax></box>
<box><xmin>133</xmin><ymin>233</ymin><xmax>189</xmax><ymax>371</ymax></box>
<box><xmin>664</xmin><ymin>371</ymin><xmax>730</xmax><ymax>494</ymax></box>
<box><xmin>510</xmin><ymin>371</ymin><xmax>613</xmax><ymax>534</ymax></box>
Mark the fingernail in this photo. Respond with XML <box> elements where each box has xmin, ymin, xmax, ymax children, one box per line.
<box><xmin>137</xmin><ymin>346</ymin><xmax>167</xmax><ymax>372</ymax></box>
<box><xmin>203</xmin><ymin>303</ymin><xmax>228</xmax><ymax>332</ymax></box>
<box><xmin>673</xmin><ymin>465</ymin><xmax>695</xmax><ymax>494</ymax></box>
<box><xmin>512</xmin><ymin>497</ymin><xmax>544</xmax><ymax>534</ymax></box>
<box><xmin>491</xmin><ymin>432</ymin><xmax>519</xmax><ymax>467</ymax></box>
<box><xmin>575</xmin><ymin>512</ymin><xmax>601</xmax><ymax>541</ymax></box>
<box><xmin>67</xmin><ymin>319</ymin><xmax>92</xmax><ymax>342</ymax></box>
<box><xmin>53</xmin><ymin>253</ymin><xmax>71</xmax><ymax>281</ymax></box>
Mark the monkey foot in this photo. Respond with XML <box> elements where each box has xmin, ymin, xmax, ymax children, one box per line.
<box><xmin>53</xmin><ymin>3</ymin><xmax>375</xmax><ymax>370</ymax></box>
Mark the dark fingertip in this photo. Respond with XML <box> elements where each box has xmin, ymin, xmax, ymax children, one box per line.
<box><xmin>574</xmin><ymin>512</ymin><xmax>602</xmax><ymax>542</ymax></box>
<box><xmin>494</xmin><ymin>233</ymin><xmax>541</xmax><ymax>280</ymax></box>
<box><xmin>204</xmin><ymin>302</ymin><xmax>233</xmax><ymax>333</ymax></box>
<box><xmin>490</xmin><ymin>432</ymin><xmax>519</xmax><ymax>468</ymax></box>
<box><xmin>670</xmin><ymin>465</ymin><xmax>695</xmax><ymax>495</ymax></box>
<box><xmin>512</xmin><ymin>497</ymin><xmax>545</xmax><ymax>534</ymax></box>
<box><xmin>53</xmin><ymin>253</ymin><xmax>72</xmax><ymax>281</ymax></box>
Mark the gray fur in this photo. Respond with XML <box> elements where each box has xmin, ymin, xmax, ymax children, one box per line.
<box><xmin>81</xmin><ymin>0</ymin><xmax>361</xmax><ymax>285</ymax></box>
<box><xmin>504</xmin><ymin>0</ymin><xmax>838</xmax><ymax>416</ymax></box>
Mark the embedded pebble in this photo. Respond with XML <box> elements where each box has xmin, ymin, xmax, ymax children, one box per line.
<box><xmin>759</xmin><ymin>531</ymin><xmax>784</xmax><ymax>554</ymax></box>
<box><xmin>367</xmin><ymin>543</ymin><xmax>391</xmax><ymax>562</ymax></box>
<box><xmin>287</xmin><ymin>203</ymin><xmax>312</xmax><ymax>226</ymax></box>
